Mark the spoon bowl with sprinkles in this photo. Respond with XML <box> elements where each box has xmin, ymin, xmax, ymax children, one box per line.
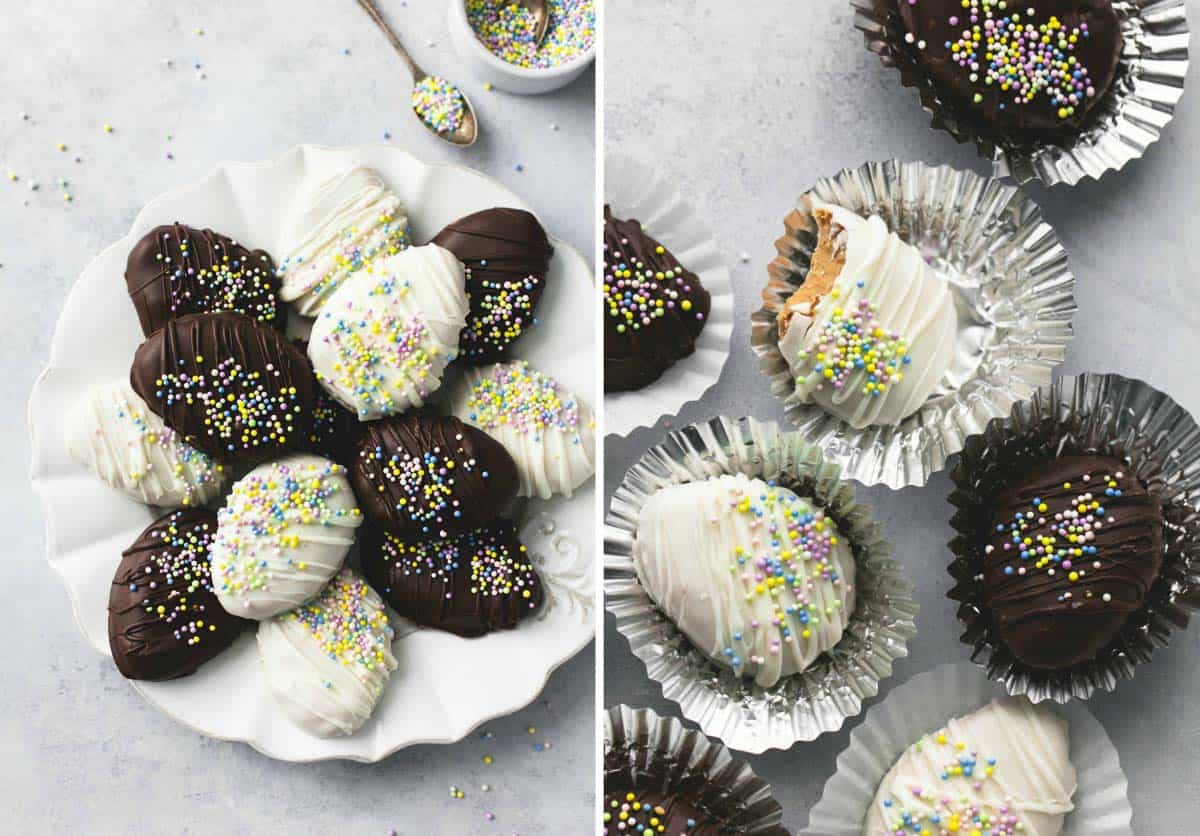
<box><xmin>356</xmin><ymin>0</ymin><xmax>479</xmax><ymax>147</ymax></box>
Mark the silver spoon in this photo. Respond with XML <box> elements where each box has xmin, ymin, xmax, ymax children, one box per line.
<box><xmin>355</xmin><ymin>0</ymin><xmax>478</xmax><ymax>148</ymax></box>
<box><xmin>520</xmin><ymin>0</ymin><xmax>551</xmax><ymax>47</ymax></box>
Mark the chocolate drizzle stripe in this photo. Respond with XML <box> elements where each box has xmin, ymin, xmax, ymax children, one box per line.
<box><xmin>130</xmin><ymin>312</ymin><xmax>314</xmax><ymax>463</ymax></box>
<box><xmin>982</xmin><ymin>455</ymin><xmax>1164</xmax><ymax>669</ymax></box>
<box><xmin>125</xmin><ymin>223</ymin><xmax>282</xmax><ymax>336</ymax></box>
<box><xmin>108</xmin><ymin>508</ymin><xmax>249</xmax><ymax>681</ymax></box>
<box><xmin>603</xmin><ymin>205</ymin><xmax>711</xmax><ymax>392</ymax></box>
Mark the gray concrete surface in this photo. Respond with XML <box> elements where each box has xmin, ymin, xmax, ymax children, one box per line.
<box><xmin>604</xmin><ymin>0</ymin><xmax>1200</xmax><ymax>832</ymax></box>
<box><xmin>0</xmin><ymin>2</ymin><xmax>594</xmax><ymax>833</ymax></box>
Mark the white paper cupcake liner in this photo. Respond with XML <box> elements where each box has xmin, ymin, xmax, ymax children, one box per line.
<box><xmin>604</xmin><ymin>151</ymin><xmax>734</xmax><ymax>437</ymax></box>
<box><xmin>751</xmin><ymin>159</ymin><xmax>1075</xmax><ymax>489</ymax></box>
<box><xmin>948</xmin><ymin>372</ymin><xmax>1200</xmax><ymax>702</ymax></box>
<box><xmin>604</xmin><ymin>416</ymin><xmax>918</xmax><ymax>753</ymax></box>
<box><xmin>804</xmin><ymin>662</ymin><xmax>1132</xmax><ymax>835</ymax></box>
<box><xmin>851</xmin><ymin>0</ymin><xmax>1190</xmax><ymax>187</ymax></box>
<box><xmin>604</xmin><ymin>704</ymin><xmax>789</xmax><ymax>835</ymax></box>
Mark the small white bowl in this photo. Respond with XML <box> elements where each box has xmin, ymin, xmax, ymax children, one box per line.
<box><xmin>448</xmin><ymin>0</ymin><xmax>595</xmax><ymax>95</ymax></box>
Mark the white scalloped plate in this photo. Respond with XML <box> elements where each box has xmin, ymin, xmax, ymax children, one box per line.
<box><xmin>28</xmin><ymin>144</ymin><xmax>595</xmax><ymax>762</ymax></box>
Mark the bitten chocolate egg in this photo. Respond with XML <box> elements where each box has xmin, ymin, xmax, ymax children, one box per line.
<box><xmin>777</xmin><ymin>202</ymin><xmax>956</xmax><ymax>429</ymax></box>
<box><xmin>982</xmin><ymin>455</ymin><xmax>1164</xmax><ymax>670</ymax></box>
<box><xmin>125</xmin><ymin>223</ymin><xmax>283</xmax><ymax>336</ymax></box>
<box><xmin>603</xmin><ymin>206</ymin><xmax>710</xmax><ymax>392</ymax></box>
<box><xmin>361</xmin><ymin>519</ymin><xmax>544</xmax><ymax>637</ymax></box>
<box><xmin>129</xmin><ymin>311</ymin><xmax>315</xmax><ymax>464</ymax></box>
<box><xmin>108</xmin><ymin>508</ymin><xmax>248</xmax><ymax>681</ymax></box>
<box><xmin>351</xmin><ymin>413</ymin><xmax>519</xmax><ymax>540</ymax></box>
<box><xmin>431</xmin><ymin>207</ymin><xmax>554</xmax><ymax>363</ymax></box>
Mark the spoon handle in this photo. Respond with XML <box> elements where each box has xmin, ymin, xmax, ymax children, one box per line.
<box><xmin>355</xmin><ymin>0</ymin><xmax>421</xmax><ymax>80</ymax></box>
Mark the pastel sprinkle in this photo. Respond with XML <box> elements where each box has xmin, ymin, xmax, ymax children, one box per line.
<box><xmin>284</xmin><ymin>570</ymin><xmax>394</xmax><ymax>695</ymax></box>
<box><xmin>412</xmin><ymin>76</ymin><xmax>467</xmax><ymax>135</ymax></box>
<box><xmin>467</xmin><ymin>0</ymin><xmax>595</xmax><ymax>69</ymax></box>
<box><xmin>465</xmin><ymin>361</ymin><xmax>580</xmax><ymax>440</ymax></box>
<box><xmin>793</xmin><ymin>284</ymin><xmax>912</xmax><ymax>397</ymax></box>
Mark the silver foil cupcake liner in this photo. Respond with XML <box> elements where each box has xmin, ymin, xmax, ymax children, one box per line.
<box><xmin>604</xmin><ymin>416</ymin><xmax>918</xmax><ymax>753</ymax></box>
<box><xmin>851</xmin><ymin>0</ymin><xmax>1190</xmax><ymax>187</ymax></box>
<box><xmin>751</xmin><ymin>159</ymin><xmax>1075</xmax><ymax>489</ymax></box>
<box><xmin>604</xmin><ymin>704</ymin><xmax>789</xmax><ymax>835</ymax></box>
<box><xmin>948</xmin><ymin>372</ymin><xmax>1200</xmax><ymax>702</ymax></box>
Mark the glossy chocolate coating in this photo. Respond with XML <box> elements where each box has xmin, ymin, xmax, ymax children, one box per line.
<box><xmin>603</xmin><ymin>206</ymin><xmax>710</xmax><ymax>392</ymax></box>
<box><xmin>897</xmin><ymin>0</ymin><xmax>1123</xmax><ymax>142</ymax></box>
<box><xmin>125</xmin><ymin>223</ymin><xmax>283</xmax><ymax>336</ymax></box>
<box><xmin>129</xmin><ymin>311</ymin><xmax>314</xmax><ymax>464</ymax></box>
<box><xmin>361</xmin><ymin>519</ymin><xmax>544</xmax><ymax>637</ymax></box>
<box><xmin>293</xmin><ymin>340</ymin><xmax>364</xmax><ymax>466</ymax></box>
<box><xmin>108</xmin><ymin>509</ymin><xmax>248</xmax><ymax>681</ymax></box>
<box><xmin>602</xmin><ymin>786</ymin><xmax>735</xmax><ymax>836</ymax></box>
<box><xmin>432</xmin><ymin>207</ymin><xmax>554</xmax><ymax>364</ymax></box>
<box><xmin>983</xmin><ymin>454</ymin><xmax>1163</xmax><ymax>669</ymax></box>
<box><xmin>351</xmin><ymin>413</ymin><xmax>519</xmax><ymax>540</ymax></box>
